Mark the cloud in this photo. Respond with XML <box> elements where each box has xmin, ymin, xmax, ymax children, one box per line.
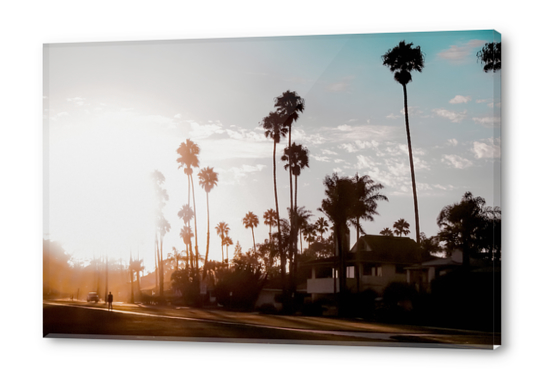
<box><xmin>67</xmin><ymin>97</ymin><xmax>85</xmax><ymax>106</ymax></box>
<box><xmin>386</xmin><ymin>113</ymin><xmax>401</xmax><ymax>119</ymax></box>
<box><xmin>449</xmin><ymin>95</ymin><xmax>471</xmax><ymax>104</ymax></box>
<box><xmin>356</xmin><ymin>155</ymin><xmax>375</xmax><ymax>169</ymax></box>
<box><xmin>433</xmin><ymin>109</ymin><xmax>467</xmax><ymax>123</ymax></box>
<box><xmin>313</xmin><ymin>155</ymin><xmax>331</xmax><ymax>162</ymax></box>
<box><xmin>187</xmin><ymin>120</ymin><xmax>225</xmax><ymax>139</ymax></box>
<box><xmin>442</xmin><ymin>154</ymin><xmax>473</xmax><ymax>169</ymax></box>
<box><xmin>438</xmin><ymin>40</ymin><xmax>487</xmax><ymax>62</ymax></box>
<box><xmin>447</xmin><ymin>138</ymin><xmax>458</xmax><ymax>146</ymax></box>
<box><xmin>356</xmin><ymin>140</ymin><xmax>379</xmax><ymax>149</ymax></box>
<box><xmin>337</xmin><ymin>124</ymin><xmax>353</xmax><ymax>132</ymax></box>
<box><xmin>400</xmin><ymin>106</ymin><xmax>423</xmax><ymax>117</ymax></box>
<box><xmin>174</xmin><ymin>113</ymin><xmax>182</xmax><ymax>119</ymax></box>
<box><xmin>472</xmin><ymin>138</ymin><xmax>501</xmax><ymax>159</ymax></box>
<box><xmin>339</xmin><ymin>143</ymin><xmax>357</xmax><ymax>153</ymax></box>
<box><xmin>321</xmin><ymin>149</ymin><xmax>338</xmax><ymax>155</ymax></box>
<box><xmin>326</xmin><ymin>76</ymin><xmax>354</xmax><ymax>93</ymax></box>
<box><xmin>472</xmin><ymin>116</ymin><xmax>500</xmax><ymax>127</ymax></box>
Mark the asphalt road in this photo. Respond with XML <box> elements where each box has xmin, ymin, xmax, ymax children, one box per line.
<box><xmin>43</xmin><ymin>300</ymin><xmax>499</xmax><ymax>348</ymax></box>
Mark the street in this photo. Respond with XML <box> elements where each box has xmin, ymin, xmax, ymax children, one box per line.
<box><xmin>43</xmin><ymin>300</ymin><xmax>499</xmax><ymax>348</ymax></box>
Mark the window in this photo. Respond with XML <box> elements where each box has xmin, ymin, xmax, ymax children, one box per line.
<box><xmin>347</xmin><ymin>266</ymin><xmax>355</xmax><ymax>278</ymax></box>
<box><xmin>362</xmin><ymin>264</ymin><xmax>382</xmax><ymax>277</ymax></box>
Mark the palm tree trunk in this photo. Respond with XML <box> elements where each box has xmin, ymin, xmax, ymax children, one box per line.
<box><xmin>273</xmin><ymin>141</ymin><xmax>286</xmax><ymax>297</ymax></box>
<box><xmin>203</xmin><ymin>191</ymin><xmax>210</xmax><ymax>281</ymax></box>
<box><xmin>160</xmin><ymin>235</ymin><xmax>164</xmax><ymax>297</ymax></box>
<box><xmin>251</xmin><ymin>226</ymin><xmax>256</xmax><ymax>253</ymax></box>
<box><xmin>402</xmin><ymin>84</ymin><xmax>420</xmax><ymax>244</ymax></box>
<box><xmin>190</xmin><ymin>174</ymin><xmax>200</xmax><ymax>276</ymax></box>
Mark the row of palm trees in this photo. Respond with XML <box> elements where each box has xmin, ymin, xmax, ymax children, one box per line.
<box><xmin>379</xmin><ymin>218</ymin><xmax>411</xmax><ymax>237</ymax></box>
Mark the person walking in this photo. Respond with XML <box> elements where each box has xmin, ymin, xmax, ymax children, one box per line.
<box><xmin>107</xmin><ymin>292</ymin><xmax>113</xmax><ymax>311</ymax></box>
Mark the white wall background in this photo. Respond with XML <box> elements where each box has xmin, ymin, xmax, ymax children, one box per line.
<box><xmin>0</xmin><ymin>1</ymin><xmax>533</xmax><ymax>378</ymax></box>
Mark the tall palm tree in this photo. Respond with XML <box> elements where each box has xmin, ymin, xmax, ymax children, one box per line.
<box><xmin>157</xmin><ymin>215</ymin><xmax>171</xmax><ymax>297</ymax></box>
<box><xmin>294</xmin><ymin>206</ymin><xmax>312</xmax><ymax>254</ymax></box>
<box><xmin>263</xmin><ymin>208</ymin><xmax>278</xmax><ymax>242</ymax></box>
<box><xmin>261</xmin><ymin>111</ymin><xmax>288</xmax><ymax>294</ymax></box>
<box><xmin>198</xmin><ymin>167</ymin><xmax>218</xmax><ymax>280</ymax></box>
<box><xmin>243</xmin><ymin>211</ymin><xmax>259</xmax><ymax>253</ymax></box>
<box><xmin>180</xmin><ymin>225</ymin><xmax>194</xmax><ymax>269</ymax></box>
<box><xmin>393</xmin><ymin>218</ymin><xmax>411</xmax><ymax>237</ymax></box>
<box><xmin>318</xmin><ymin>174</ymin><xmax>356</xmax><ymax>316</ymax></box>
<box><xmin>382</xmin><ymin>41</ymin><xmax>424</xmax><ymax>243</ymax></box>
<box><xmin>351</xmin><ymin>173</ymin><xmax>388</xmax><ymax>241</ymax></box>
<box><xmin>151</xmin><ymin>170</ymin><xmax>169</xmax><ymax>298</ymax></box>
<box><xmin>275</xmin><ymin>92</ymin><xmax>306</xmax><ymax>280</ymax></box>
<box><xmin>223</xmin><ymin>235</ymin><xmax>233</xmax><ymax>267</ymax></box>
<box><xmin>215</xmin><ymin>222</ymin><xmax>230</xmax><ymax>264</ymax></box>
<box><xmin>274</xmin><ymin>90</ymin><xmax>306</xmax><ymax>217</ymax></box>
<box><xmin>314</xmin><ymin>217</ymin><xmax>329</xmax><ymax>240</ymax></box>
<box><xmin>176</xmin><ymin>139</ymin><xmax>201</xmax><ymax>274</ymax></box>
<box><xmin>476</xmin><ymin>42</ymin><xmax>501</xmax><ymax>72</ymax></box>
<box><xmin>178</xmin><ymin>204</ymin><xmax>195</xmax><ymax>269</ymax></box>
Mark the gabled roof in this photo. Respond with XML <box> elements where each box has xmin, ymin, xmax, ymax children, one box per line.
<box><xmin>351</xmin><ymin>235</ymin><xmax>427</xmax><ymax>264</ymax></box>
<box><xmin>301</xmin><ymin>234</ymin><xmax>428</xmax><ymax>266</ymax></box>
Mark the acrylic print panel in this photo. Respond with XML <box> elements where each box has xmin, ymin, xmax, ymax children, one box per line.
<box><xmin>43</xmin><ymin>30</ymin><xmax>501</xmax><ymax>349</ymax></box>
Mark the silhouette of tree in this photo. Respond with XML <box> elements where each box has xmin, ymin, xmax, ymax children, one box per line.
<box><xmin>476</xmin><ymin>42</ymin><xmax>501</xmax><ymax>72</ymax></box>
<box><xmin>198</xmin><ymin>167</ymin><xmax>218</xmax><ymax>280</ymax></box>
<box><xmin>223</xmin><ymin>235</ymin><xmax>233</xmax><ymax>267</ymax></box>
<box><xmin>302</xmin><ymin>222</ymin><xmax>317</xmax><ymax>249</ymax></box>
<box><xmin>176</xmin><ymin>139</ymin><xmax>201</xmax><ymax>278</ymax></box>
<box><xmin>261</xmin><ymin>111</ymin><xmax>288</xmax><ymax>295</ymax></box>
<box><xmin>437</xmin><ymin>192</ymin><xmax>494</xmax><ymax>268</ymax></box>
<box><xmin>178</xmin><ymin>204</ymin><xmax>195</xmax><ymax>269</ymax></box>
<box><xmin>393</xmin><ymin>218</ymin><xmax>411</xmax><ymax>237</ymax></box>
<box><xmin>380</xmin><ymin>227</ymin><xmax>393</xmax><ymax>237</ymax></box>
<box><xmin>294</xmin><ymin>206</ymin><xmax>313</xmax><ymax>254</ymax></box>
<box><xmin>351</xmin><ymin>173</ymin><xmax>388</xmax><ymax>241</ymax></box>
<box><xmin>263</xmin><ymin>208</ymin><xmax>278</xmax><ymax>243</ymax></box>
<box><xmin>151</xmin><ymin>170</ymin><xmax>170</xmax><ymax>298</ymax></box>
<box><xmin>180</xmin><ymin>225</ymin><xmax>194</xmax><ymax>269</ymax></box>
<box><xmin>383</xmin><ymin>41</ymin><xmax>424</xmax><ymax>243</ymax></box>
<box><xmin>275</xmin><ymin>92</ymin><xmax>305</xmax><ymax>286</ymax></box>
<box><xmin>215</xmin><ymin>222</ymin><xmax>230</xmax><ymax>264</ymax></box>
<box><xmin>314</xmin><ymin>217</ymin><xmax>329</xmax><ymax>240</ymax></box>
<box><xmin>318</xmin><ymin>174</ymin><xmax>356</xmax><ymax>316</ymax></box>
<box><xmin>243</xmin><ymin>211</ymin><xmax>259</xmax><ymax>253</ymax></box>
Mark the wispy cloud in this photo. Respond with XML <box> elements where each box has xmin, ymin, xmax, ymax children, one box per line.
<box><xmin>472</xmin><ymin>138</ymin><xmax>501</xmax><ymax>159</ymax></box>
<box><xmin>326</xmin><ymin>76</ymin><xmax>355</xmax><ymax>93</ymax></box>
<box><xmin>438</xmin><ymin>40</ymin><xmax>487</xmax><ymax>63</ymax></box>
<box><xmin>449</xmin><ymin>95</ymin><xmax>471</xmax><ymax>104</ymax></box>
<box><xmin>472</xmin><ymin>116</ymin><xmax>500</xmax><ymax>128</ymax></box>
<box><xmin>442</xmin><ymin>154</ymin><xmax>473</xmax><ymax>169</ymax></box>
<box><xmin>433</xmin><ymin>108</ymin><xmax>467</xmax><ymax>123</ymax></box>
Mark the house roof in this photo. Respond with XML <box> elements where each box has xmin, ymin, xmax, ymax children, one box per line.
<box><xmin>302</xmin><ymin>235</ymin><xmax>427</xmax><ymax>266</ymax></box>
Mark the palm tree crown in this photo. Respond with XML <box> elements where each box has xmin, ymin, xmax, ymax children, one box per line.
<box><xmin>243</xmin><ymin>211</ymin><xmax>259</xmax><ymax>252</ymax></box>
<box><xmin>382</xmin><ymin>40</ymin><xmax>424</xmax><ymax>85</ymax></box>
<box><xmin>176</xmin><ymin>139</ymin><xmax>200</xmax><ymax>174</ymax></box>
<box><xmin>476</xmin><ymin>42</ymin><xmax>501</xmax><ymax>72</ymax></box>
<box><xmin>198</xmin><ymin>167</ymin><xmax>218</xmax><ymax>193</ymax></box>
<box><xmin>261</xmin><ymin>111</ymin><xmax>288</xmax><ymax>143</ymax></box>
<box><xmin>393</xmin><ymin>218</ymin><xmax>411</xmax><ymax>237</ymax></box>
<box><xmin>281</xmin><ymin>143</ymin><xmax>309</xmax><ymax>177</ymax></box>
<box><xmin>274</xmin><ymin>90</ymin><xmax>305</xmax><ymax>128</ymax></box>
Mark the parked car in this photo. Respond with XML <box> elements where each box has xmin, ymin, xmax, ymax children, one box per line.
<box><xmin>87</xmin><ymin>292</ymin><xmax>99</xmax><ymax>303</ymax></box>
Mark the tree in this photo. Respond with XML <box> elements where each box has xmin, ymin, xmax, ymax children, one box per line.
<box><xmin>318</xmin><ymin>174</ymin><xmax>356</xmax><ymax>316</ymax></box>
<box><xmin>437</xmin><ymin>192</ymin><xmax>495</xmax><ymax>268</ymax></box>
<box><xmin>243</xmin><ymin>211</ymin><xmax>259</xmax><ymax>253</ymax></box>
<box><xmin>476</xmin><ymin>42</ymin><xmax>501</xmax><ymax>72</ymax></box>
<box><xmin>301</xmin><ymin>222</ymin><xmax>317</xmax><ymax>250</ymax></box>
<box><xmin>178</xmin><ymin>204</ymin><xmax>195</xmax><ymax>269</ymax></box>
<box><xmin>274</xmin><ymin>91</ymin><xmax>305</xmax><ymax>300</ymax></box>
<box><xmin>261</xmin><ymin>111</ymin><xmax>288</xmax><ymax>295</ymax></box>
<box><xmin>223</xmin><ymin>235</ymin><xmax>233</xmax><ymax>267</ymax></box>
<box><xmin>393</xmin><ymin>218</ymin><xmax>411</xmax><ymax>237</ymax></box>
<box><xmin>176</xmin><ymin>139</ymin><xmax>201</xmax><ymax>278</ymax></box>
<box><xmin>198</xmin><ymin>166</ymin><xmax>218</xmax><ymax>280</ymax></box>
<box><xmin>380</xmin><ymin>227</ymin><xmax>393</xmax><ymax>236</ymax></box>
<box><xmin>263</xmin><ymin>208</ymin><xmax>278</xmax><ymax>243</ymax></box>
<box><xmin>382</xmin><ymin>41</ymin><xmax>424</xmax><ymax>243</ymax></box>
<box><xmin>351</xmin><ymin>173</ymin><xmax>388</xmax><ymax>241</ymax></box>
<box><xmin>314</xmin><ymin>217</ymin><xmax>329</xmax><ymax>240</ymax></box>
<box><xmin>274</xmin><ymin>91</ymin><xmax>305</xmax><ymax>220</ymax></box>
<box><xmin>215</xmin><ymin>222</ymin><xmax>230</xmax><ymax>264</ymax></box>
<box><xmin>151</xmin><ymin>170</ymin><xmax>170</xmax><ymax>298</ymax></box>
<box><xmin>294</xmin><ymin>207</ymin><xmax>313</xmax><ymax>254</ymax></box>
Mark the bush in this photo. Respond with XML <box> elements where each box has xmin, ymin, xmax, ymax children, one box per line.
<box><xmin>215</xmin><ymin>268</ymin><xmax>264</xmax><ymax>310</ymax></box>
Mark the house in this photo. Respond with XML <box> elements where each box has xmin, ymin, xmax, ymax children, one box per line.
<box><xmin>303</xmin><ymin>234</ymin><xmax>431</xmax><ymax>301</ymax></box>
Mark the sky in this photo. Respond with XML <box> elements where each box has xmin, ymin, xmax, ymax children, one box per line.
<box><xmin>43</xmin><ymin>30</ymin><xmax>501</xmax><ymax>272</ymax></box>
